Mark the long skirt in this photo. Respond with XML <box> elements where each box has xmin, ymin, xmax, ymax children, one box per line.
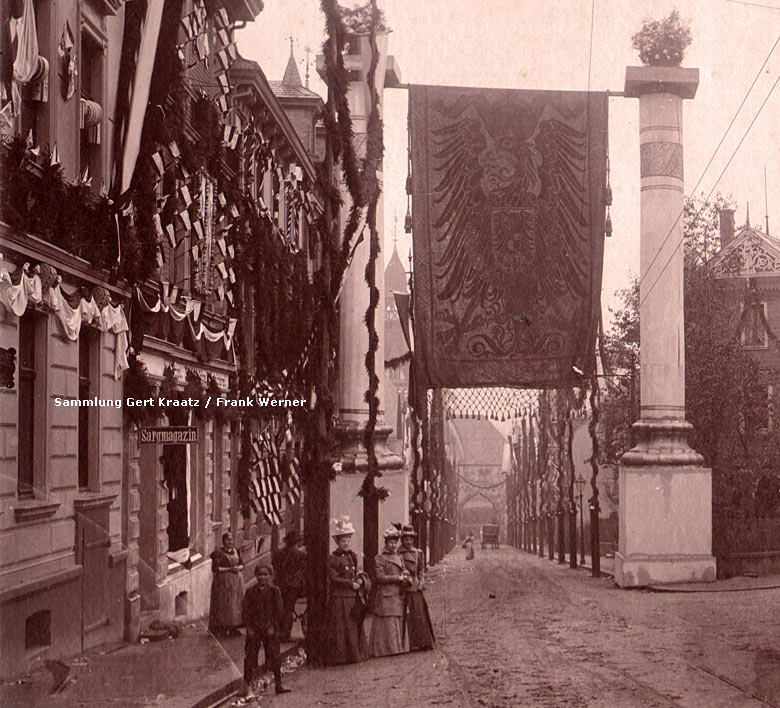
<box><xmin>324</xmin><ymin>595</ymin><xmax>368</xmax><ymax>665</ymax></box>
<box><xmin>208</xmin><ymin>571</ymin><xmax>244</xmax><ymax>633</ymax></box>
<box><xmin>369</xmin><ymin>615</ymin><xmax>403</xmax><ymax>658</ymax></box>
<box><xmin>405</xmin><ymin>591</ymin><xmax>435</xmax><ymax>651</ymax></box>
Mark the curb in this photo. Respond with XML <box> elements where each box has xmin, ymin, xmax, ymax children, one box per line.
<box><xmin>190</xmin><ymin>640</ymin><xmax>303</xmax><ymax>708</ymax></box>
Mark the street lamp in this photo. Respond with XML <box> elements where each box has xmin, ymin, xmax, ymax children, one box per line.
<box><xmin>575</xmin><ymin>474</ymin><xmax>586</xmax><ymax>565</ymax></box>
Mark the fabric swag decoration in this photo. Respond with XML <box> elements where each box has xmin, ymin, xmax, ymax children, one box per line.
<box><xmin>409</xmin><ymin>85</ymin><xmax>608</xmax><ymax>389</ymax></box>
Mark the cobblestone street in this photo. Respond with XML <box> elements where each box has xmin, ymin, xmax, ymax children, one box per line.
<box><xmin>265</xmin><ymin>548</ymin><xmax>779</xmax><ymax>708</ymax></box>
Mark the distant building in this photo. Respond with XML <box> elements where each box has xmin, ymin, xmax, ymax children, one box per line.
<box><xmin>447</xmin><ymin>418</ymin><xmax>508</xmax><ymax>540</ymax></box>
<box><xmin>384</xmin><ymin>240</ymin><xmax>409</xmax><ymax>457</ymax></box>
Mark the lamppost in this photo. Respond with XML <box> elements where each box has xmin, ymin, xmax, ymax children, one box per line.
<box><xmin>575</xmin><ymin>474</ymin><xmax>586</xmax><ymax>565</ymax></box>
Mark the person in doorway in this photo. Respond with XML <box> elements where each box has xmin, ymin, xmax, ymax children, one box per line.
<box><xmin>399</xmin><ymin>525</ymin><xmax>435</xmax><ymax>651</ymax></box>
<box><xmin>370</xmin><ymin>527</ymin><xmax>411</xmax><ymax>658</ymax></box>
<box><xmin>462</xmin><ymin>530</ymin><xmax>475</xmax><ymax>560</ymax></box>
<box><xmin>208</xmin><ymin>532</ymin><xmax>245</xmax><ymax>637</ymax></box>
<box><xmin>324</xmin><ymin>517</ymin><xmax>368</xmax><ymax>665</ymax></box>
<box><xmin>241</xmin><ymin>564</ymin><xmax>291</xmax><ymax>698</ymax></box>
<box><xmin>272</xmin><ymin>529</ymin><xmax>307</xmax><ymax>641</ymax></box>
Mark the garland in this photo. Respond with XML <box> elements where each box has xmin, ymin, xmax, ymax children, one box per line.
<box><xmin>0</xmin><ymin>138</ymin><xmax>126</xmax><ymax>277</ymax></box>
<box><xmin>359</xmin><ymin>0</ymin><xmax>387</xmax><ymax>503</ymax></box>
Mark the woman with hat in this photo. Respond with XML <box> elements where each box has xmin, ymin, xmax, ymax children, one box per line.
<box><xmin>399</xmin><ymin>524</ymin><xmax>435</xmax><ymax>651</ymax></box>
<box><xmin>324</xmin><ymin>517</ymin><xmax>368</xmax><ymax>665</ymax></box>
<box><xmin>370</xmin><ymin>526</ymin><xmax>411</xmax><ymax>658</ymax></box>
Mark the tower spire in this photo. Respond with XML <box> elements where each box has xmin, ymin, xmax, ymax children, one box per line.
<box><xmin>282</xmin><ymin>38</ymin><xmax>302</xmax><ymax>87</ymax></box>
<box><xmin>746</xmin><ymin>202</ymin><xmax>751</xmax><ymax>228</ymax></box>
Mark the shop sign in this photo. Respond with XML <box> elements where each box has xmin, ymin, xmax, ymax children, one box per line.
<box><xmin>139</xmin><ymin>426</ymin><xmax>198</xmax><ymax>445</ymax></box>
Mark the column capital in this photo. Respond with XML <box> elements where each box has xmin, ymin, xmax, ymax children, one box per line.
<box><xmin>624</xmin><ymin>66</ymin><xmax>699</xmax><ymax>99</ymax></box>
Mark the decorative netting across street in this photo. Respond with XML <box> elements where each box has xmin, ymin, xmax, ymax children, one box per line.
<box><xmin>441</xmin><ymin>387</ymin><xmax>541</xmax><ymax>422</ymax></box>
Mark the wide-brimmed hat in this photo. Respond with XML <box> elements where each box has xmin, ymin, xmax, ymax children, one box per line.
<box><xmin>332</xmin><ymin>516</ymin><xmax>355</xmax><ymax>537</ymax></box>
<box><xmin>383</xmin><ymin>526</ymin><xmax>401</xmax><ymax>539</ymax></box>
<box><xmin>400</xmin><ymin>524</ymin><xmax>416</xmax><ymax>537</ymax></box>
<box><xmin>284</xmin><ymin>530</ymin><xmax>301</xmax><ymax>544</ymax></box>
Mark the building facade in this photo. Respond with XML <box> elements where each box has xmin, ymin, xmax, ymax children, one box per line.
<box><xmin>0</xmin><ymin>0</ymin><xmax>131</xmax><ymax>678</ymax></box>
<box><xmin>0</xmin><ymin>0</ymin><xmax>325</xmax><ymax>677</ymax></box>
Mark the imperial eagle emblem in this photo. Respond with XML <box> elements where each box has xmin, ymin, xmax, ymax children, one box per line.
<box><xmin>410</xmin><ymin>86</ymin><xmax>607</xmax><ymax>388</ymax></box>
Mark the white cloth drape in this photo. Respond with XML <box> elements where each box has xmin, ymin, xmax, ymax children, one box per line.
<box><xmin>0</xmin><ymin>260</ymin><xmax>130</xmax><ymax>379</ymax></box>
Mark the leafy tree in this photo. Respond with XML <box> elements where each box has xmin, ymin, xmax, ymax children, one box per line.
<box><xmin>602</xmin><ymin>194</ymin><xmax>780</xmax><ymax>501</ymax></box>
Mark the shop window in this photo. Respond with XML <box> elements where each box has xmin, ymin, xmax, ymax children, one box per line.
<box><xmin>25</xmin><ymin>610</ymin><xmax>51</xmax><ymax>650</ymax></box>
<box><xmin>18</xmin><ymin>310</ymin><xmax>44</xmax><ymax>498</ymax></box>
<box><xmin>163</xmin><ymin>410</ymin><xmax>189</xmax><ymax>552</ymax></box>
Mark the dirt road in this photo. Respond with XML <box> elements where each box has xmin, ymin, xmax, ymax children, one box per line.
<box><xmin>256</xmin><ymin>547</ymin><xmax>780</xmax><ymax>707</ymax></box>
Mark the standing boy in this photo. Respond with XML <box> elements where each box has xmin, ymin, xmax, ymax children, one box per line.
<box><xmin>242</xmin><ymin>564</ymin><xmax>292</xmax><ymax>697</ymax></box>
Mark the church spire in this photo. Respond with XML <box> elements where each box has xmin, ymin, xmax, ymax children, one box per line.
<box><xmin>746</xmin><ymin>202</ymin><xmax>751</xmax><ymax>228</ymax></box>
<box><xmin>282</xmin><ymin>38</ymin><xmax>303</xmax><ymax>87</ymax></box>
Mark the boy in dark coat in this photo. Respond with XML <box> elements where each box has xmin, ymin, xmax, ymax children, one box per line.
<box><xmin>242</xmin><ymin>564</ymin><xmax>292</xmax><ymax>697</ymax></box>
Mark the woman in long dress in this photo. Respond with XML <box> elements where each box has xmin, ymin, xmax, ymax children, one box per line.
<box><xmin>462</xmin><ymin>531</ymin><xmax>475</xmax><ymax>560</ymax></box>
<box><xmin>324</xmin><ymin>517</ymin><xmax>368</xmax><ymax>665</ymax></box>
<box><xmin>208</xmin><ymin>532</ymin><xmax>245</xmax><ymax>637</ymax></box>
<box><xmin>399</xmin><ymin>525</ymin><xmax>435</xmax><ymax>651</ymax></box>
<box><xmin>370</xmin><ymin>527</ymin><xmax>409</xmax><ymax>657</ymax></box>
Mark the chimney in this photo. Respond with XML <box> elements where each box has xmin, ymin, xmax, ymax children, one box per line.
<box><xmin>719</xmin><ymin>208</ymin><xmax>735</xmax><ymax>248</ymax></box>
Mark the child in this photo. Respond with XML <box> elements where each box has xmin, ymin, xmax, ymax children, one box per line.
<box><xmin>242</xmin><ymin>564</ymin><xmax>292</xmax><ymax>697</ymax></box>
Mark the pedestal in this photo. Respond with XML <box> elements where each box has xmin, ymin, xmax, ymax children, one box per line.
<box><xmin>616</xmin><ymin>464</ymin><xmax>716</xmax><ymax>586</ymax></box>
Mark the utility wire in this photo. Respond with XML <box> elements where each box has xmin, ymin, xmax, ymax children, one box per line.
<box><xmin>639</xmin><ymin>70</ymin><xmax>780</xmax><ymax>310</ymax></box>
<box><xmin>637</xmin><ymin>30</ymin><xmax>780</xmax><ymax>289</ymax></box>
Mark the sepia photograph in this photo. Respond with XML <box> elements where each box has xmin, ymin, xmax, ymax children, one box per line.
<box><xmin>0</xmin><ymin>0</ymin><xmax>778</xmax><ymax>705</ymax></box>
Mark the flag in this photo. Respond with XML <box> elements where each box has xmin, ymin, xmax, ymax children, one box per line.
<box><xmin>409</xmin><ymin>84</ymin><xmax>608</xmax><ymax>389</ymax></box>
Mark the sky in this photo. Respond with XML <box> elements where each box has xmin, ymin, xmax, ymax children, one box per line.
<box><xmin>237</xmin><ymin>0</ymin><xmax>780</xmax><ymax>326</ymax></box>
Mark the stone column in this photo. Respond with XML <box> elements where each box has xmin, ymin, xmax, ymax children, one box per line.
<box><xmin>321</xmin><ymin>33</ymin><xmax>405</xmax><ymax>565</ymax></box>
<box><xmin>616</xmin><ymin>66</ymin><xmax>716</xmax><ymax>587</ymax></box>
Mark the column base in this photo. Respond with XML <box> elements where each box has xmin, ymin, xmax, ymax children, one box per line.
<box><xmin>621</xmin><ymin>419</ymin><xmax>704</xmax><ymax>466</ymax></box>
<box><xmin>331</xmin><ymin>421</ymin><xmax>403</xmax><ymax>473</ymax></box>
<box><xmin>615</xmin><ymin>552</ymin><xmax>716</xmax><ymax>587</ymax></box>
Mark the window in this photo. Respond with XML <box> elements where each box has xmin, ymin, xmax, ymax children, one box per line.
<box><xmin>78</xmin><ymin>328</ymin><xmax>97</xmax><ymax>490</ymax></box>
<box><xmin>742</xmin><ymin>302</ymin><xmax>768</xmax><ymax>348</ymax></box>
<box><xmin>79</xmin><ymin>23</ymin><xmax>104</xmax><ymax>188</ymax></box>
<box><xmin>17</xmin><ymin>312</ymin><xmax>37</xmax><ymax>497</ymax></box>
<box><xmin>745</xmin><ymin>376</ymin><xmax>770</xmax><ymax>433</ymax></box>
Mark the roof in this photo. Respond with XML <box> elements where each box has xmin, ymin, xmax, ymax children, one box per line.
<box><xmin>448</xmin><ymin>418</ymin><xmax>507</xmax><ymax>468</ymax></box>
<box><xmin>282</xmin><ymin>49</ymin><xmax>303</xmax><ymax>87</ymax></box>
<box><xmin>268</xmin><ymin>81</ymin><xmax>323</xmax><ymax>101</ymax></box>
<box><xmin>269</xmin><ymin>45</ymin><xmax>323</xmax><ymax>102</ymax></box>
<box><xmin>711</xmin><ymin>224</ymin><xmax>780</xmax><ymax>279</ymax></box>
<box><xmin>228</xmin><ymin>55</ymin><xmax>319</xmax><ymax>183</ymax></box>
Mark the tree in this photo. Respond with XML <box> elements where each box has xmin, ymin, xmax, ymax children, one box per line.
<box><xmin>603</xmin><ymin>194</ymin><xmax>779</xmax><ymax>478</ymax></box>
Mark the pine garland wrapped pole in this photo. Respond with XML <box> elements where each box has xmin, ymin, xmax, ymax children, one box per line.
<box><xmin>358</xmin><ymin>0</ymin><xmax>387</xmax><ymax>580</ymax></box>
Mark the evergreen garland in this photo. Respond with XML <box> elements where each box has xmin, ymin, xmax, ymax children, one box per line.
<box><xmin>359</xmin><ymin>0</ymin><xmax>387</xmax><ymax>503</ymax></box>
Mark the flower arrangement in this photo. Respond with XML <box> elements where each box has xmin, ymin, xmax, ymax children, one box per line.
<box><xmin>631</xmin><ymin>9</ymin><xmax>692</xmax><ymax>67</ymax></box>
<box><xmin>339</xmin><ymin>2</ymin><xmax>388</xmax><ymax>34</ymax></box>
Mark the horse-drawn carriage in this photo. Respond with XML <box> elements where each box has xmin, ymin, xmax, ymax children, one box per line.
<box><xmin>480</xmin><ymin>524</ymin><xmax>500</xmax><ymax>549</ymax></box>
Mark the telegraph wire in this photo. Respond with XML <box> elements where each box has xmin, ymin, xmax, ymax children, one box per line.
<box><xmin>639</xmin><ymin>69</ymin><xmax>780</xmax><ymax>310</ymax></box>
<box><xmin>637</xmin><ymin>30</ymin><xmax>780</xmax><ymax>289</ymax></box>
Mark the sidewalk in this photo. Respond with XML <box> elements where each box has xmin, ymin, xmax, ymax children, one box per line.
<box><xmin>0</xmin><ymin>618</ymin><xmax>303</xmax><ymax>708</ymax></box>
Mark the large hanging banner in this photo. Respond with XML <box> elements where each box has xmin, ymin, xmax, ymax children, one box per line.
<box><xmin>410</xmin><ymin>85</ymin><xmax>608</xmax><ymax>389</ymax></box>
